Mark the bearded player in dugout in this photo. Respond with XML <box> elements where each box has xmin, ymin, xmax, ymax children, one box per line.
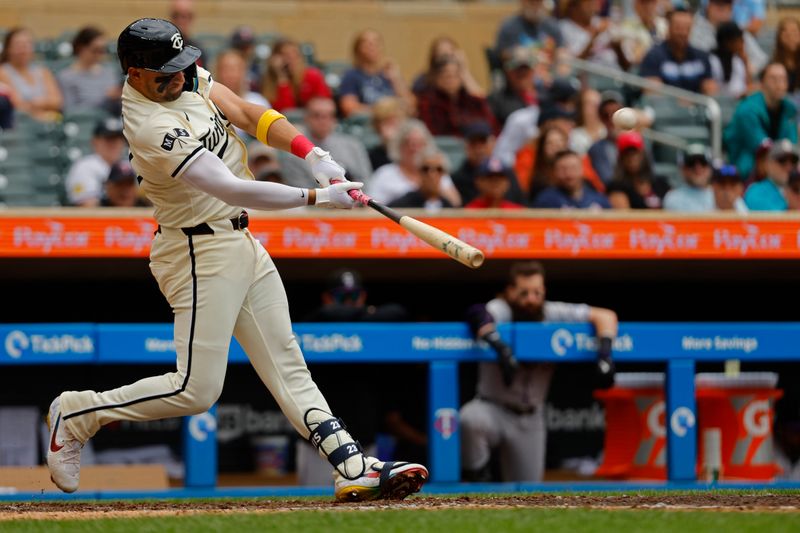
<box><xmin>45</xmin><ymin>18</ymin><xmax>428</xmax><ymax>501</ymax></box>
<box><xmin>462</xmin><ymin>261</ymin><xmax>618</xmax><ymax>482</ymax></box>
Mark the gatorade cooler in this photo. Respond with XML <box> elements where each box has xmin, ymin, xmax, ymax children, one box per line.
<box><xmin>696</xmin><ymin>372</ymin><xmax>783</xmax><ymax>480</ymax></box>
<box><xmin>594</xmin><ymin>373</ymin><xmax>666</xmax><ymax>480</ymax></box>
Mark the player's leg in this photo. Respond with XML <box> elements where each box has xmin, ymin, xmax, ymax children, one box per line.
<box><xmin>48</xmin><ymin>231</ymin><xmax>251</xmax><ymax>492</ymax></box>
<box><xmin>498</xmin><ymin>409</ymin><xmax>546</xmax><ymax>482</ymax></box>
<box><xmin>459</xmin><ymin>398</ymin><xmax>504</xmax><ymax>481</ymax></box>
<box><xmin>232</xmin><ymin>239</ymin><xmax>427</xmax><ymax>501</ymax></box>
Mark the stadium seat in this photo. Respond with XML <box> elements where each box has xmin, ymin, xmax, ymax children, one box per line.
<box><xmin>323</xmin><ymin>60</ymin><xmax>352</xmax><ymax>93</ymax></box>
<box><xmin>434</xmin><ymin>135</ymin><xmax>466</xmax><ymax>172</ymax></box>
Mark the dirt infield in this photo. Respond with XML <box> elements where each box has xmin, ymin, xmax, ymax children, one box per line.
<box><xmin>1</xmin><ymin>493</ymin><xmax>798</xmax><ymax>521</ymax></box>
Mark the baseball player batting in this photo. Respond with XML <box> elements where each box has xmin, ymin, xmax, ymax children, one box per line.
<box><xmin>45</xmin><ymin>18</ymin><xmax>427</xmax><ymax>501</ymax></box>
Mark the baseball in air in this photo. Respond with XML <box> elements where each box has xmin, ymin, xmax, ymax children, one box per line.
<box><xmin>612</xmin><ymin>107</ymin><xmax>638</xmax><ymax>130</ymax></box>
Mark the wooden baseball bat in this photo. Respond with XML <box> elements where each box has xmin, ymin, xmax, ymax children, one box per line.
<box><xmin>344</xmin><ymin>187</ymin><xmax>485</xmax><ymax>269</ymax></box>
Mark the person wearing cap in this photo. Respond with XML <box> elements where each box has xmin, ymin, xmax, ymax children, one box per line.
<box><xmin>44</xmin><ymin>17</ymin><xmax>433</xmax><ymax>504</ymax></box>
<box><xmin>690</xmin><ymin>0</ymin><xmax>766</xmax><ymax>77</ymax></box>
<box><xmin>488</xmin><ymin>46</ymin><xmax>538</xmax><ymax>126</ymax></box>
<box><xmin>725</xmin><ymin>62</ymin><xmax>798</xmax><ymax>179</ymax></box>
<box><xmin>228</xmin><ymin>26</ymin><xmax>259</xmax><ymax>88</ymax></box>
<box><xmin>455</xmin><ymin>121</ymin><xmax>525</xmax><ymax>205</ymax></box>
<box><xmin>64</xmin><ymin>117</ymin><xmax>128</xmax><ymax>207</ymax></box>
<box><xmin>494</xmin><ymin>0</ymin><xmax>564</xmax><ymax>58</ymax></box>
<box><xmin>101</xmin><ymin>160</ymin><xmax>150</xmax><ymax>207</ymax></box>
<box><xmin>300</xmin><ymin>268</ymin><xmax>412</xmax><ymax>485</ymax></box>
<box><xmin>587</xmin><ymin>90</ymin><xmax>629</xmax><ymax>184</ymax></box>
<box><xmin>639</xmin><ymin>8</ymin><xmax>717</xmax><ymax>96</ymax></box>
<box><xmin>559</xmin><ymin>0</ymin><xmax>627</xmax><ymax>69</ymax></box>
<box><xmin>278</xmin><ymin>97</ymin><xmax>372</xmax><ymax>187</ymax></box>
<box><xmin>711</xmin><ymin>164</ymin><xmax>748</xmax><ymax>212</ymax></box>
<box><xmin>260</xmin><ymin>38</ymin><xmax>331</xmax><ymax>113</ymax></box>
<box><xmin>531</xmin><ymin>149</ymin><xmax>610</xmax><ymax>209</ymax></box>
<box><xmin>607</xmin><ymin>130</ymin><xmax>670</xmax><ymax>209</ymax></box>
<box><xmin>744</xmin><ymin>139</ymin><xmax>798</xmax><ymax>211</ymax></box>
<box><xmin>663</xmin><ymin>144</ymin><xmax>716</xmax><ymax>212</ymax></box>
<box><xmin>417</xmin><ymin>55</ymin><xmax>497</xmax><ymax>138</ymax></box>
<box><xmin>465</xmin><ymin>157</ymin><xmax>525</xmax><ymax>209</ymax></box>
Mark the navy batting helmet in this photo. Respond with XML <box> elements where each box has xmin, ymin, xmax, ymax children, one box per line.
<box><xmin>117</xmin><ymin>18</ymin><xmax>201</xmax><ymax>88</ymax></box>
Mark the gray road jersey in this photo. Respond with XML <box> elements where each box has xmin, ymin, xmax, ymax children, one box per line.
<box><xmin>476</xmin><ymin>298</ymin><xmax>590</xmax><ymax>410</ymax></box>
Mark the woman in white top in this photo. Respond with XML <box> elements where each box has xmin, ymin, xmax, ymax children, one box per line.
<box><xmin>709</xmin><ymin>22</ymin><xmax>753</xmax><ymax>100</ymax></box>
<box><xmin>366</xmin><ymin>118</ymin><xmax>461</xmax><ymax>206</ymax></box>
<box><xmin>57</xmin><ymin>26</ymin><xmax>121</xmax><ymax>114</ymax></box>
<box><xmin>0</xmin><ymin>27</ymin><xmax>62</xmax><ymax>121</ymax></box>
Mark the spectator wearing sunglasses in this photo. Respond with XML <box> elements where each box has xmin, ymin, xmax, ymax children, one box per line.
<box><xmin>744</xmin><ymin>139</ymin><xmax>797</xmax><ymax>211</ymax></box>
<box><xmin>663</xmin><ymin>144</ymin><xmax>716</xmax><ymax>212</ymax></box>
<box><xmin>57</xmin><ymin>26</ymin><xmax>121</xmax><ymax>114</ymax></box>
<box><xmin>712</xmin><ymin>164</ymin><xmax>748</xmax><ymax>212</ymax></box>
<box><xmin>388</xmin><ymin>147</ymin><xmax>454</xmax><ymax>212</ymax></box>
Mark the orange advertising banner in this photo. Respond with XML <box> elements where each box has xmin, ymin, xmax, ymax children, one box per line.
<box><xmin>1</xmin><ymin>212</ymin><xmax>800</xmax><ymax>259</ymax></box>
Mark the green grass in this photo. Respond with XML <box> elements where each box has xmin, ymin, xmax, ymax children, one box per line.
<box><xmin>4</xmin><ymin>508</ymin><xmax>800</xmax><ymax>533</ymax></box>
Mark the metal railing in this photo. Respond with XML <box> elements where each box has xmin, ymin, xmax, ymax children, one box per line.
<box><xmin>564</xmin><ymin>57</ymin><xmax>722</xmax><ymax>159</ymax></box>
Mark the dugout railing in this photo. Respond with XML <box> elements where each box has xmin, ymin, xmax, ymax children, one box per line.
<box><xmin>1</xmin><ymin>322</ymin><xmax>799</xmax><ymax>497</ymax></box>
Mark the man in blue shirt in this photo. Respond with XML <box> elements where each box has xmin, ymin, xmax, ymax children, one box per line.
<box><xmin>663</xmin><ymin>144</ymin><xmax>715</xmax><ymax>212</ymax></box>
<box><xmin>532</xmin><ymin>150</ymin><xmax>610</xmax><ymax>209</ymax></box>
<box><xmin>744</xmin><ymin>139</ymin><xmax>796</xmax><ymax>211</ymax></box>
<box><xmin>639</xmin><ymin>7</ymin><xmax>717</xmax><ymax>95</ymax></box>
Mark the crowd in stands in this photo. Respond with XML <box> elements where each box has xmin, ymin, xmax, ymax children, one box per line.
<box><xmin>1</xmin><ymin>0</ymin><xmax>800</xmax><ymax>212</ymax></box>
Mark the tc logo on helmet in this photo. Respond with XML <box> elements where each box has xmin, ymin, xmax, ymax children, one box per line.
<box><xmin>171</xmin><ymin>33</ymin><xmax>183</xmax><ymax>50</ymax></box>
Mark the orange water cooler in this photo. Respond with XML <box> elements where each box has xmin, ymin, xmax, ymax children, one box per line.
<box><xmin>695</xmin><ymin>372</ymin><xmax>783</xmax><ymax>480</ymax></box>
<box><xmin>594</xmin><ymin>373</ymin><xmax>666</xmax><ymax>480</ymax></box>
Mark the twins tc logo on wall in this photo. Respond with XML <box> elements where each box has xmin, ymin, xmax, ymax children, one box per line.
<box><xmin>434</xmin><ymin>408</ymin><xmax>458</xmax><ymax>440</ymax></box>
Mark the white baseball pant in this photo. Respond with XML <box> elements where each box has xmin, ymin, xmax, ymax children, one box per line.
<box><xmin>60</xmin><ymin>220</ymin><xmax>331</xmax><ymax>445</ymax></box>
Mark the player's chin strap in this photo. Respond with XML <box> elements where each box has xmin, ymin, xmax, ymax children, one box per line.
<box><xmin>304</xmin><ymin>408</ymin><xmax>366</xmax><ymax>480</ymax></box>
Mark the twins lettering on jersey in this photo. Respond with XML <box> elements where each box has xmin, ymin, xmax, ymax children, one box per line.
<box><xmin>159</xmin><ymin>112</ymin><xmax>229</xmax><ymax>157</ymax></box>
<box><xmin>198</xmin><ymin>114</ymin><xmax>229</xmax><ymax>156</ymax></box>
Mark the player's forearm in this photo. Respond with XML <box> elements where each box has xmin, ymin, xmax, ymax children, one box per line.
<box><xmin>589</xmin><ymin>308</ymin><xmax>618</xmax><ymax>338</ymax></box>
<box><xmin>180</xmin><ymin>151</ymin><xmax>311</xmax><ymax>210</ymax></box>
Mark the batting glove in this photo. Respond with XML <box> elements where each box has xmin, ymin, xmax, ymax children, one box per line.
<box><xmin>482</xmin><ymin>330</ymin><xmax>519</xmax><ymax>387</ymax></box>
<box><xmin>315</xmin><ymin>181</ymin><xmax>363</xmax><ymax>209</ymax></box>
<box><xmin>594</xmin><ymin>336</ymin><xmax>616</xmax><ymax>389</ymax></box>
<box><xmin>306</xmin><ymin>147</ymin><xmax>347</xmax><ymax>187</ymax></box>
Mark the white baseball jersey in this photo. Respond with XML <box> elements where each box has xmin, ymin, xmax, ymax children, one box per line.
<box><xmin>122</xmin><ymin>66</ymin><xmax>251</xmax><ymax>228</ymax></box>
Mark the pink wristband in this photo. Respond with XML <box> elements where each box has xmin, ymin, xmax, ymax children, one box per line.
<box><xmin>290</xmin><ymin>135</ymin><xmax>315</xmax><ymax>159</ymax></box>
